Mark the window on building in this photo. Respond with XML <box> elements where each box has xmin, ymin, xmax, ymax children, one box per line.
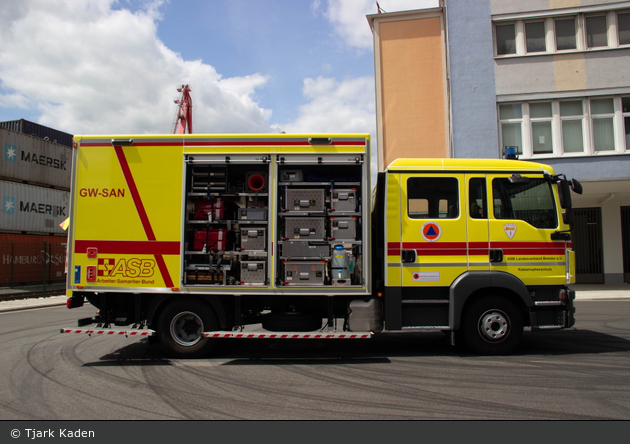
<box><xmin>407</xmin><ymin>177</ymin><xmax>459</xmax><ymax>219</ymax></box>
<box><xmin>555</xmin><ymin>18</ymin><xmax>577</xmax><ymax>50</ymax></box>
<box><xmin>530</xmin><ymin>102</ymin><xmax>553</xmax><ymax>154</ymax></box>
<box><xmin>499</xmin><ymin>104</ymin><xmax>523</xmax><ymax>154</ymax></box>
<box><xmin>492</xmin><ymin>178</ymin><xmax>558</xmax><ymax>229</ymax></box>
<box><xmin>618</xmin><ymin>12</ymin><xmax>630</xmax><ymax>45</ymax></box>
<box><xmin>496</xmin><ymin>23</ymin><xmax>516</xmax><ymax>55</ymax></box>
<box><xmin>526</xmin><ymin>21</ymin><xmax>546</xmax><ymax>52</ymax></box>
<box><xmin>560</xmin><ymin>100</ymin><xmax>585</xmax><ymax>154</ymax></box>
<box><xmin>591</xmin><ymin>98</ymin><xmax>615</xmax><ymax>151</ymax></box>
<box><xmin>495</xmin><ymin>8</ymin><xmax>630</xmax><ymax>56</ymax></box>
<box><xmin>586</xmin><ymin>15</ymin><xmax>608</xmax><ymax>47</ymax></box>
<box><xmin>499</xmin><ymin>96</ymin><xmax>630</xmax><ymax>158</ymax></box>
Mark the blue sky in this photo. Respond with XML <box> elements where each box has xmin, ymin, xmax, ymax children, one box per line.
<box><xmin>0</xmin><ymin>0</ymin><xmax>437</xmax><ymax>136</ymax></box>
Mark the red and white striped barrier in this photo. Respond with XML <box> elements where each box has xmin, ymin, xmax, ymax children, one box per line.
<box><xmin>60</xmin><ymin>328</ymin><xmax>155</xmax><ymax>337</ymax></box>
<box><xmin>203</xmin><ymin>332</ymin><xmax>372</xmax><ymax>339</ymax></box>
<box><xmin>60</xmin><ymin>329</ymin><xmax>371</xmax><ymax>339</ymax></box>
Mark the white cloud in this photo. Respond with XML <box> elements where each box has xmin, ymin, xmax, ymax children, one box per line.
<box><xmin>314</xmin><ymin>0</ymin><xmax>440</xmax><ymax>50</ymax></box>
<box><xmin>280</xmin><ymin>75</ymin><xmax>379</xmax><ymax>179</ymax></box>
<box><xmin>0</xmin><ymin>0</ymin><xmax>273</xmax><ymax>135</ymax></box>
<box><xmin>280</xmin><ymin>76</ymin><xmax>375</xmax><ymax>135</ymax></box>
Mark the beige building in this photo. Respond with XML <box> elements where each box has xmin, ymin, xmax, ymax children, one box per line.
<box><xmin>368</xmin><ymin>0</ymin><xmax>630</xmax><ymax>284</ymax></box>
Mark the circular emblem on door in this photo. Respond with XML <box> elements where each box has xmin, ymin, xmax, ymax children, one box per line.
<box><xmin>421</xmin><ymin>221</ymin><xmax>442</xmax><ymax>242</ymax></box>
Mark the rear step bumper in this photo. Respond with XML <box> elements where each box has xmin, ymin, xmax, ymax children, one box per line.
<box><xmin>204</xmin><ymin>332</ymin><xmax>373</xmax><ymax>339</ymax></box>
<box><xmin>60</xmin><ymin>328</ymin><xmax>372</xmax><ymax>339</ymax></box>
<box><xmin>60</xmin><ymin>328</ymin><xmax>155</xmax><ymax>337</ymax></box>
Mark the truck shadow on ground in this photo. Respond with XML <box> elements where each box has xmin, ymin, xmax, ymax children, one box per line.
<box><xmin>82</xmin><ymin>328</ymin><xmax>630</xmax><ymax>367</ymax></box>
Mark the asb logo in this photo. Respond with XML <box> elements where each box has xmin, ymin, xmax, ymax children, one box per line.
<box><xmin>421</xmin><ymin>221</ymin><xmax>441</xmax><ymax>242</ymax></box>
<box><xmin>97</xmin><ymin>258</ymin><xmax>156</xmax><ymax>277</ymax></box>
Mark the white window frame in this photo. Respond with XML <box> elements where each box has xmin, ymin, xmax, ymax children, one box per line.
<box><xmin>529</xmin><ymin>101</ymin><xmax>555</xmax><ymax>155</ymax></box>
<box><xmin>559</xmin><ymin>99</ymin><xmax>587</xmax><ymax>156</ymax></box>
<box><xmin>493</xmin><ymin>6</ymin><xmax>630</xmax><ymax>57</ymax></box>
<box><xmin>553</xmin><ymin>16</ymin><xmax>578</xmax><ymax>52</ymax></box>
<box><xmin>498</xmin><ymin>104</ymin><xmax>524</xmax><ymax>155</ymax></box>
<box><xmin>622</xmin><ymin>96</ymin><xmax>630</xmax><ymax>150</ymax></box>
<box><xmin>524</xmin><ymin>19</ymin><xmax>547</xmax><ymax>54</ymax></box>
<box><xmin>589</xmin><ymin>97</ymin><xmax>617</xmax><ymax>153</ymax></box>
<box><xmin>498</xmin><ymin>95</ymin><xmax>630</xmax><ymax>159</ymax></box>
<box><xmin>617</xmin><ymin>10</ymin><xmax>630</xmax><ymax>46</ymax></box>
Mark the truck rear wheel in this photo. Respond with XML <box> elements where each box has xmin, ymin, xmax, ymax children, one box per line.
<box><xmin>157</xmin><ymin>299</ymin><xmax>217</xmax><ymax>358</ymax></box>
<box><xmin>460</xmin><ymin>296</ymin><xmax>523</xmax><ymax>355</ymax></box>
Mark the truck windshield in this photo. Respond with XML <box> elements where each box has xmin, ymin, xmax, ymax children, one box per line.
<box><xmin>492</xmin><ymin>178</ymin><xmax>558</xmax><ymax>229</ymax></box>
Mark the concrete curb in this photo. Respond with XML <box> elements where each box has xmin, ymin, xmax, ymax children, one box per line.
<box><xmin>0</xmin><ymin>295</ymin><xmax>67</xmax><ymax>313</ymax></box>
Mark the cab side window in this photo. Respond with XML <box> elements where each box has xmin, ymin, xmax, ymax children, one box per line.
<box><xmin>407</xmin><ymin>177</ymin><xmax>459</xmax><ymax>219</ymax></box>
<box><xmin>469</xmin><ymin>178</ymin><xmax>487</xmax><ymax>219</ymax></box>
<box><xmin>492</xmin><ymin>178</ymin><xmax>558</xmax><ymax>228</ymax></box>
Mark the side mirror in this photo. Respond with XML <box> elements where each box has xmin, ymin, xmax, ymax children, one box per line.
<box><xmin>558</xmin><ymin>180</ymin><xmax>572</xmax><ymax>209</ymax></box>
<box><xmin>551</xmin><ymin>231</ymin><xmax>571</xmax><ymax>241</ymax></box>
<box><xmin>571</xmin><ymin>178</ymin><xmax>583</xmax><ymax>195</ymax></box>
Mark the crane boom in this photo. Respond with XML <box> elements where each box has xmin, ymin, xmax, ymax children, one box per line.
<box><xmin>173</xmin><ymin>84</ymin><xmax>193</xmax><ymax>134</ymax></box>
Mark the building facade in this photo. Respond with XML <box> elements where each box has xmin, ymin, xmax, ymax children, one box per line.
<box><xmin>369</xmin><ymin>0</ymin><xmax>630</xmax><ymax>284</ymax></box>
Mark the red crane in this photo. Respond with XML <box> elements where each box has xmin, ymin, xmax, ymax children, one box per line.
<box><xmin>173</xmin><ymin>84</ymin><xmax>193</xmax><ymax>134</ymax></box>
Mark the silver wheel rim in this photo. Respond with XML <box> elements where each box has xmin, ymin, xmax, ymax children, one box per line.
<box><xmin>170</xmin><ymin>311</ymin><xmax>203</xmax><ymax>347</ymax></box>
<box><xmin>478</xmin><ymin>309</ymin><xmax>510</xmax><ymax>342</ymax></box>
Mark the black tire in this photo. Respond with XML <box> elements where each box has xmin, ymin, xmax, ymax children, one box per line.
<box><xmin>459</xmin><ymin>296</ymin><xmax>523</xmax><ymax>355</ymax></box>
<box><xmin>262</xmin><ymin>312</ymin><xmax>323</xmax><ymax>332</ymax></box>
<box><xmin>157</xmin><ymin>298</ymin><xmax>218</xmax><ymax>358</ymax></box>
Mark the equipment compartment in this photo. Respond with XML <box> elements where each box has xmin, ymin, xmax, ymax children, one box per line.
<box><xmin>183</xmin><ymin>157</ymin><xmax>270</xmax><ymax>287</ymax></box>
<box><xmin>284</xmin><ymin>189</ymin><xmax>326</xmax><ymax>212</ymax></box>
<box><xmin>280</xmin><ymin>240</ymin><xmax>329</xmax><ymax>258</ymax></box>
<box><xmin>282</xmin><ymin>261</ymin><xmax>326</xmax><ymax>285</ymax></box>
<box><xmin>240</xmin><ymin>228</ymin><xmax>266</xmax><ymax>251</ymax></box>
<box><xmin>329</xmin><ymin>217</ymin><xmax>358</xmax><ymax>240</ymax></box>
<box><xmin>240</xmin><ymin>261</ymin><xmax>266</xmax><ymax>284</ymax></box>
<box><xmin>330</xmin><ymin>189</ymin><xmax>358</xmax><ymax>213</ymax></box>
<box><xmin>283</xmin><ymin>217</ymin><xmax>326</xmax><ymax>240</ymax></box>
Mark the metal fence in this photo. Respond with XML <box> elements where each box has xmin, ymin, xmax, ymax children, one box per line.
<box><xmin>0</xmin><ymin>238</ymin><xmax>66</xmax><ymax>288</ymax></box>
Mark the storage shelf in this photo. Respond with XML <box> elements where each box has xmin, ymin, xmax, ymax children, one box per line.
<box><xmin>188</xmin><ymin>192</ymin><xmax>268</xmax><ymax>197</ymax></box>
<box><xmin>278</xmin><ymin>182</ymin><xmax>360</xmax><ymax>186</ymax></box>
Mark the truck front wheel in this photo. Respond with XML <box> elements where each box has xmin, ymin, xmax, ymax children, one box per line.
<box><xmin>157</xmin><ymin>299</ymin><xmax>218</xmax><ymax>358</ymax></box>
<box><xmin>460</xmin><ymin>296</ymin><xmax>523</xmax><ymax>355</ymax></box>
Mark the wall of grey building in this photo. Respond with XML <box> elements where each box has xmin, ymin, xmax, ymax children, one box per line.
<box><xmin>445</xmin><ymin>0</ymin><xmax>500</xmax><ymax>158</ymax></box>
<box><xmin>544</xmin><ymin>156</ymin><xmax>630</xmax><ymax>182</ymax></box>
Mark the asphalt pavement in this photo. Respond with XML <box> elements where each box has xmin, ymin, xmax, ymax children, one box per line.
<box><xmin>0</xmin><ymin>282</ymin><xmax>628</xmax><ymax>313</ymax></box>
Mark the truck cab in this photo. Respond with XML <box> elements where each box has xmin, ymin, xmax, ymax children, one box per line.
<box><xmin>374</xmin><ymin>158</ymin><xmax>579</xmax><ymax>354</ymax></box>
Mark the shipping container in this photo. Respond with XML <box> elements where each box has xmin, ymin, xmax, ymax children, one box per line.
<box><xmin>1</xmin><ymin>128</ymin><xmax>71</xmax><ymax>189</ymax></box>
<box><xmin>0</xmin><ymin>233</ymin><xmax>67</xmax><ymax>286</ymax></box>
<box><xmin>1</xmin><ymin>180</ymin><xmax>69</xmax><ymax>234</ymax></box>
<box><xmin>0</xmin><ymin>119</ymin><xmax>73</xmax><ymax>148</ymax></box>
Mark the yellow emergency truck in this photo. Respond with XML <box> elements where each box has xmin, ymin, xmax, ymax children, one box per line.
<box><xmin>63</xmin><ymin>134</ymin><xmax>582</xmax><ymax>356</ymax></box>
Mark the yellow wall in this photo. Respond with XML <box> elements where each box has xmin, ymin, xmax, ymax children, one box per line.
<box><xmin>378</xmin><ymin>15</ymin><xmax>448</xmax><ymax>168</ymax></box>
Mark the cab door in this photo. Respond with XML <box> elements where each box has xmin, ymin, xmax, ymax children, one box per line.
<box><xmin>488</xmin><ymin>174</ymin><xmax>567</xmax><ymax>285</ymax></box>
<box><xmin>400</xmin><ymin>174</ymin><xmax>467</xmax><ymax>288</ymax></box>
